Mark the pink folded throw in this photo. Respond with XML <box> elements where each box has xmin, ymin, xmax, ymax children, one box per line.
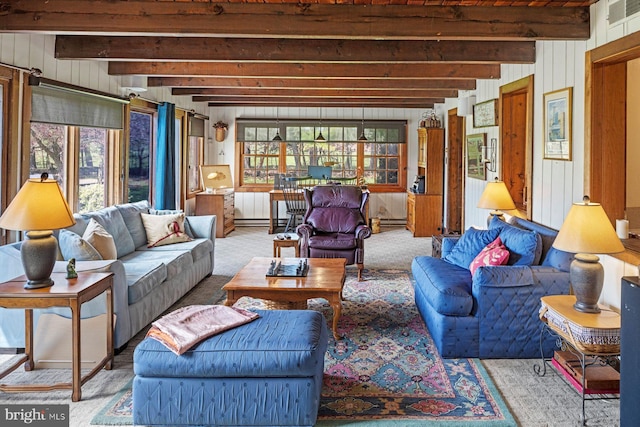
<box><xmin>146</xmin><ymin>305</ymin><xmax>260</xmax><ymax>355</ymax></box>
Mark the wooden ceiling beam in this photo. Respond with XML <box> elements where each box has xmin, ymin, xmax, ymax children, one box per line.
<box><xmin>206</xmin><ymin>100</ymin><xmax>438</xmax><ymax>108</ymax></box>
<box><xmin>173</xmin><ymin>88</ymin><xmax>458</xmax><ymax>98</ymax></box>
<box><xmin>55</xmin><ymin>36</ymin><xmax>536</xmax><ymax>64</ymax></box>
<box><xmin>109</xmin><ymin>62</ymin><xmax>500</xmax><ymax>79</ymax></box>
<box><xmin>149</xmin><ymin>77</ymin><xmax>477</xmax><ymax>90</ymax></box>
<box><xmin>0</xmin><ymin>2</ymin><xmax>590</xmax><ymax>40</ymax></box>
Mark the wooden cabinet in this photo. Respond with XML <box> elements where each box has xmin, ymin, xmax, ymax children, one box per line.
<box><xmin>416</xmin><ymin>127</ymin><xmax>445</xmax><ymax>195</ymax></box>
<box><xmin>406</xmin><ymin>192</ymin><xmax>443</xmax><ymax>237</ymax></box>
<box><xmin>195</xmin><ymin>190</ymin><xmax>235</xmax><ymax>238</ymax></box>
<box><xmin>408</xmin><ymin>128</ymin><xmax>444</xmax><ymax>236</ymax></box>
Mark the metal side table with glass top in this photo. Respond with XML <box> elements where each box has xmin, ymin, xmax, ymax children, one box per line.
<box><xmin>534</xmin><ymin>295</ymin><xmax>620</xmax><ymax>426</ymax></box>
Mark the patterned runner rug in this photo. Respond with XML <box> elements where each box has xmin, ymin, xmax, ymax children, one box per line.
<box><xmin>91</xmin><ymin>269</ymin><xmax>516</xmax><ymax>426</ymax></box>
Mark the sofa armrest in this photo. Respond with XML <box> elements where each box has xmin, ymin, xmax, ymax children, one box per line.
<box><xmin>297</xmin><ymin>224</ymin><xmax>314</xmax><ymax>257</ymax></box>
<box><xmin>441</xmin><ymin>236</ymin><xmax>460</xmax><ymax>258</ymax></box>
<box><xmin>185</xmin><ymin>215</ymin><xmax>216</xmax><ymax>241</ymax></box>
<box><xmin>355</xmin><ymin>224</ymin><xmax>372</xmax><ymax>240</ymax></box>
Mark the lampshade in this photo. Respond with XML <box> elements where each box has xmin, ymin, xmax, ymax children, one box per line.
<box><xmin>477</xmin><ymin>179</ymin><xmax>516</xmax><ymax>211</ymax></box>
<box><xmin>0</xmin><ymin>178</ymin><xmax>75</xmax><ymax>231</ymax></box>
<box><xmin>552</xmin><ymin>197</ymin><xmax>624</xmax><ymax>255</ymax></box>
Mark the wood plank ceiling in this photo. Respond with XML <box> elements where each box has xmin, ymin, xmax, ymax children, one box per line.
<box><xmin>0</xmin><ymin>0</ymin><xmax>596</xmax><ymax>108</ymax></box>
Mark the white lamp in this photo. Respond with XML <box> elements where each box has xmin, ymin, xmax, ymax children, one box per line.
<box><xmin>552</xmin><ymin>196</ymin><xmax>624</xmax><ymax>313</ymax></box>
<box><xmin>0</xmin><ymin>174</ymin><xmax>76</xmax><ymax>289</ymax></box>
<box><xmin>477</xmin><ymin>178</ymin><xmax>516</xmax><ymax>226</ymax></box>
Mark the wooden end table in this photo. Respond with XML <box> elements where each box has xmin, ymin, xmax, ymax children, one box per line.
<box><xmin>0</xmin><ymin>271</ymin><xmax>114</xmax><ymax>402</ymax></box>
<box><xmin>273</xmin><ymin>234</ymin><xmax>300</xmax><ymax>257</ymax></box>
<box><xmin>223</xmin><ymin>257</ymin><xmax>346</xmax><ymax>340</ymax></box>
<box><xmin>535</xmin><ymin>295</ymin><xmax>620</xmax><ymax>426</ymax></box>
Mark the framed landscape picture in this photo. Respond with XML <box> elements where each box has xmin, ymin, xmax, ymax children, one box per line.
<box><xmin>200</xmin><ymin>164</ymin><xmax>233</xmax><ymax>191</ymax></box>
<box><xmin>473</xmin><ymin>99</ymin><xmax>498</xmax><ymax>128</ymax></box>
<box><xmin>466</xmin><ymin>133</ymin><xmax>487</xmax><ymax>180</ymax></box>
<box><xmin>543</xmin><ymin>87</ymin><xmax>572</xmax><ymax>161</ymax></box>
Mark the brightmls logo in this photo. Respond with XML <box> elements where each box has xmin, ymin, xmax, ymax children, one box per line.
<box><xmin>1</xmin><ymin>405</ymin><xmax>68</xmax><ymax>426</ymax></box>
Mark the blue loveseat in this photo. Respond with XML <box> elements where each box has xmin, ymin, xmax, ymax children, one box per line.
<box><xmin>412</xmin><ymin>216</ymin><xmax>574</xmax><ymax>359</ymax></box>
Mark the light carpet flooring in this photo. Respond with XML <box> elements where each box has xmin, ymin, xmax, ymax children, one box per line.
<box><xmin>0</xmin><ymin>225</ymin><xmax>620</xmax><ymax>426</ymax></box>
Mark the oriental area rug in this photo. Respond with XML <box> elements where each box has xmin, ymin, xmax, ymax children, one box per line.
<box><xmin>91</xmin><ymin>269</ymin><xmax>516</xmax><ymax>426</ymax></box>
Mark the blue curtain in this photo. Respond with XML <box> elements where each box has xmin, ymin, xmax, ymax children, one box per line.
<box><xmin>155</xmin><ymin>102</ymin><xmax>176</xmax><ymax>209</ymax></box>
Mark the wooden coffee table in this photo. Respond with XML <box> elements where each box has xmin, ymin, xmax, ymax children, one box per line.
<box><xmin>223</xmin><ymin>257</ymin><xmax>346</xmax><ymax>339</ymax></box>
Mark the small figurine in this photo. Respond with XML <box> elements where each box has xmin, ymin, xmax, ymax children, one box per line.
<box><xmin>66</xmin><ymin>258</ymin><xmax>78</xmax><ymax>279</ymax></box>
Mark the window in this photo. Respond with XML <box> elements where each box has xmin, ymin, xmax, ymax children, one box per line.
<box><xmin>29</xmin><ymin>123</ymin><xmax>116</xmax><ymax>212</ymax></box>
<box><xmin>29</xmin><ymin>79</ymin><xmax>127</xmax><ymax>212</ymax></box>
<box><xmin>236</xmin><ymin>119</ymin><xmax>407</xmax><ymax>192</ymax></box>
<box><xmin>128</xmin><ymin>110</ymin><xmax>154</xmax><ymax>203</ymax></box>
<box><xmin>186</xmin><ymin>115</ymin><xmax>205</xmax><ymax>197</ymax></box>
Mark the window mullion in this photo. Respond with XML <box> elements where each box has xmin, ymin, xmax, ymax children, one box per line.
<box><xmin>67</xmin><ymin>126</ymin><xmax>80</xmax><ymax>212</ymax></box>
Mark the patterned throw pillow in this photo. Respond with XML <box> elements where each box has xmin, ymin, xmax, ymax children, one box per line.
<box><xmin>140</xmin><ymin>212</ymin><xmax>192</xmax><ymax>247</ymax></box>
<box><xmin>469</xmin><ymin>237</ymin><xmax>510</xmax><ymax>275</ymax></box>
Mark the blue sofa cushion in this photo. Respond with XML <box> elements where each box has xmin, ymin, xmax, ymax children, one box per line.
<box><xmin>442</xmin><ymin>227</ymin><xmax>500</xmax><ymax>269</ymax></box>
<box><xmin>116</xmin><ymin>200</ymin><xmax>151</xmax><ymax>249</ymax></box>
<box><xmin>121</xmin><ymin>250</ymin><xmax>193</xmax><ymax>281</ymax></box>
<box><xmin>139</xmin><ymin>238</ymin><xmax>213</xmax><ymax>263</ymax></box>
<box><xmin>134</xmin><ymin>310</ymin><xmax>328</xmax><ymax>378</ymax></box>
<box><xmin>541</xmin><ymin>247</ymin><xmax>574</xmax><ymax>271</ymax></box>
<box><xmin>489</xmin><ymin>216</ymin><xmax>542</xmax><ymax>265</ymax></box>
<box><xmin>69</xmin><ymin>206</ymin><xmax>136</xmax><ymax>258</ymax></box>
<box><xmin>412</xmin><ymin>256</ymin><xmax>473</xmax><ymax>316</ymax></box>
<box><xmin>124</xmin><ymin>261</ymin><xmax>168</xmax><ymax>305</ymax></box>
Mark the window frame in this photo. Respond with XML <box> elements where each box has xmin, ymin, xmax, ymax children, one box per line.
<box><xmin>234</xmin><ymin>119</ymin><xmax>408</xmax><ymax>193</ymax></box>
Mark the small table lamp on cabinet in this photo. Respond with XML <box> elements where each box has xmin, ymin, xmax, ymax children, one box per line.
<box><xmin>0</xmin><ymin>174</ymin><xmax>75</xmax><ymax>289</ymax></box>
<box><xmin>552</xmin><ymin>196</ymin><xmax>624</xmax><ymax>313</ymax></box>
<box><xmin>477</xmin><ymin>178</ymin><xmax>516</xmax><ymax>226</ymax></box>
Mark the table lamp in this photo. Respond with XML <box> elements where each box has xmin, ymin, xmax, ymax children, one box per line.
<box><xmin>0</xmin><ymin>174</ymin><xmax>75</xmax><ymax>289</ymax></box>
<box><xmin>477</xmin><ymin>178</ymin><xmax>516</xmax><ymax>226</ymax></box>
<box><xmin>552</xmin><ymin>196</ymin><xmax>624</xmax><ymax>313</ymax></box>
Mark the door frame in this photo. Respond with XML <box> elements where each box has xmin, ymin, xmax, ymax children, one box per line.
<box><xmin>499</xmin><ymin>75</ymin><xmax>534</xmax><ymax>219</ymax></box>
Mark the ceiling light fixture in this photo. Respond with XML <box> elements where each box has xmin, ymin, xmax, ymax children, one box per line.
<box><xmin>272</xmin><ymin>106</ymin><xmax>283</xmax><ymax>142</ymax></box>
<box><xmin>358</xmin><ymin>107</ymin><xmax>368</xmax><ymax>141</ymax></box>
<box><xmin>315</xmin><ymin>107</ymin><xmax>326</xmax><ymax>142</ymax></box>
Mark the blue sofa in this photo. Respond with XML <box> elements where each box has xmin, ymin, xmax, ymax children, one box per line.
<box><xmin>412</xmin><ymin>216</ymin><xmax>574</xmax><ymax>359</ymax></box>
<box><xmin>0</xmin><ymin>200</ymin><xmax>216</xmax><ymax>350</ymax></box>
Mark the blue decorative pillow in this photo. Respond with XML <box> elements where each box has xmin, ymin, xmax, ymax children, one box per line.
<box><xmin>542</xmin><ymin>247</ymin><xmax>574</xmax><ymax>271</ymax></box>
<box><xmin>58</xmin><ymin>229</ymin><xmax>102</xmax><ymax>261</ymax></box>
<box><xmin>488</xmin><ymin>219</ymin><xmax>540</xmax><ymax>266</ymax></box>
<box><xmin>442</xmin><ymin>227</ymin><xmax>500</xmax><ymax>269</ymax></box>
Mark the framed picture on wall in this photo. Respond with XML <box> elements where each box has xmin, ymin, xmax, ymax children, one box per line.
<box><xmin>466</xmin><ymin>133</ymin><xmax>487</xmax><ymax>180</ymax></box>
<box><xmin>472</xmin><ymin>99</ymin><xmax>498</xmax><ymax>128</ymax></box>
<box><xmin>200</xmin><ymin>165</ymin><xmax>233</xmax><ymax>192</ymax></box>
<box><xmin>543</xmin><ymin>87</ymin><xmax>572</xmax><ymax>161</ymax></box>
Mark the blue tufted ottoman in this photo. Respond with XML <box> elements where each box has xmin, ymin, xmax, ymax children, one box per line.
<box><xmin>132</xmin><ymin>309</ymin><xmax>328</xmax><ymax>426</ymax></box>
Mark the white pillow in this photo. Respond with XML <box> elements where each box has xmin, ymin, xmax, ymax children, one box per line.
<box><xmin>83</xmin><ymin>218</ymin><xmax>117</xmax><ymax>259</ymax></box>
<box><xmin>140</xmin><ymin>213</ymin><xmax>192</xmax><ymax>247</ymax></box>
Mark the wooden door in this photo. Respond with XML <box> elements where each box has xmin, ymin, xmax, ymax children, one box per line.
<box><xmin>446</xmin><ymin>109</ymin><xmax>464</xmax><ymax>233</ymax></box>
<box><xmin>500</xmin><ymin>76</ymin><xmax>533</xmax><ymax>219</ymax></box>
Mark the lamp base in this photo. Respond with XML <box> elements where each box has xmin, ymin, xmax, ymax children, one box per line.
<box><xmin>486</xmin><ymin>211</ymin><xmax>504</xmax><ymax>227</ymax></box>
<box><xmin>21</xmin><ymin>230</ymin><xmax>58</xmax><ymax>290</ymax></box>
<box><xmin>570</xmin><ymin>253</ymin><xmax>604</xmax><ymax>313</ymax></box>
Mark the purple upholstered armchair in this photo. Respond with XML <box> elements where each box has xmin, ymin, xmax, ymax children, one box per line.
<box><xmin>296</xmin><ymin>185</ymin><xmax>371</xmax><ymax>281</ymax></box>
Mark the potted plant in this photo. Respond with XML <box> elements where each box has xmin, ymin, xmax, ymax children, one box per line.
<box><xmin>213</xmin><ymin>120</ymin><xmax>228</xmax><ymax>142</ymax></box>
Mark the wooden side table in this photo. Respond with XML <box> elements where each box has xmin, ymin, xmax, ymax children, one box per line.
<box><xmin>273</xmin><ymin>233</ymin><xmax>300</xmax><ymax>257</ymax></box>
<box><xmin>535</xmin><ymin>295</ymin><xmax>620</xmax><ymax>426</ymax></box>
<box><xmin>0</xmin><ymin>271</ymin><xmax>114</xmax><ymax>402</ymax></box>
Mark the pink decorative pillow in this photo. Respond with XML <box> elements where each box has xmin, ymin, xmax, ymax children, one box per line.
<box><xmin>469</xmin><ymin>237</ymin><xmax>510</xmax><ymax>275</ymax></box>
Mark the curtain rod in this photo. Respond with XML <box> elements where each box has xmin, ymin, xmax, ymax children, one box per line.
<box><xmin>30</xmin><ymin>75</ymin><xmax>130</xmax><ymax>104</ymax></box>
<box><xmin>130</xmin><ymin>94</ymin><xmax>208</xmax><ymax>120</ymax></box>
